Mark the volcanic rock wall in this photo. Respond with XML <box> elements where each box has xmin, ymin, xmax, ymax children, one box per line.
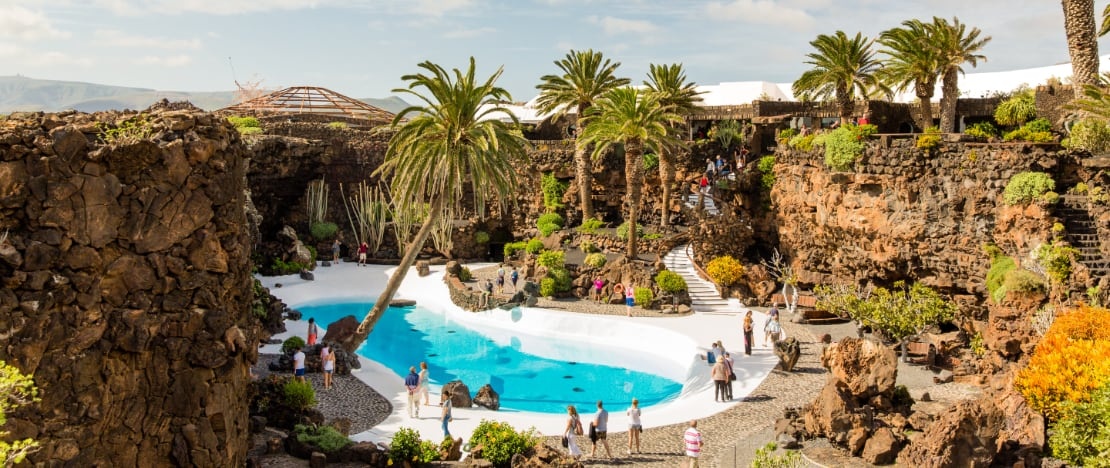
<box><xmin>0</xmin><ymin>105</ymin><xmax>258</xmax><ymax>466</ymax></box>
<box><xmin>771</xmin><ymin>139</ymin><xmax>1065</xmax><ymax>310</ymax></box>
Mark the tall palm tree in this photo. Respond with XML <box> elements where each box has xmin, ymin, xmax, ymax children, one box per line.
<box><xmin>644</xmin><ymin>63</ymin><xmax>702</xmax><ymax>228</ymax></box>
<box><xmin>932</xmin><ymin>17</ymin><xmax>991</xmax><ymax>132</ymax></box>
<box><xmin>579</xmin><ymin>87</ymin><xmax>683</xmax><ymax>259</ymax></box>
<box><xmin>343</xmin><ymin>58</ymin><xmax>527</xmax><ymax>352</ymax></box>
<box><xmin>878</xmin><ymin>19</ymin><xmax>942</xmax><ymax>130</ymax></box>
<box><xmin>792</xmin><ymin>31</ymin><xmax>886</xmax><ymax>124</ymax></box>
<box><xmin>535</xmin><ymin>50</ymin><xmax>630</xmax><ymax>221</ymax></box>
<box><xmin>1064</xmin><ymin>0</ymin><xmax>1100</xmax><ymax>99</ymax></box>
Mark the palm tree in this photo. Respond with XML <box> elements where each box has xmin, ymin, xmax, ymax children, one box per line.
<box><xmin>644</xmin><ymin>63</ymin><xmax>702</xmax><ymax>228</ymax></box>
<box><xmin>932</xmin><ymin>17</ymin><xmax>991</xmax><ymax>132</ymax></box>
<box><xmin>878</xmin><ymin>19</ymin><xmax>942</xmax><ymax>130</ymax></box>
<box><xmin>792</xmin><ymin>31</ymin><xmax>886</xmax><ymax>124</ymax></box>
<box><xmin>1064</xmin><ymin>0</ymin><xmax>1100</xmax><ymax>99</ymax></box>
<box><xmin>578</xmin><ymin>87</ymin><xmax>683</xmax><ymax>259</ymax></box>
<box><xmin>535</xmin><ymin>50</ymin><xmax>630</xmax><ymax>221</ymax></box>
<box><xmin>343</xmin><ymin>58</ymin><xmax>527</xmax><ymax>352</ymax></box>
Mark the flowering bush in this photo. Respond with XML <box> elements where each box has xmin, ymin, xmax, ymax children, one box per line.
<box><xmin>468</xmin><ymin>420</ymin><xmax>538</xmax><ymax>467</ymax></box>
<box><xmin>1016</xmin><ymin>306</ymin><xmax>1110</xmax><ymax>420</ymax></box>
<box><xmin>706</xmin><ymin>256</ymin><xmax>744</xmax><ymax>286</ymax></box>
<box><xmin>583</xmin><ymin>252</ymin><xmax>606</xmax><ymax>268</ymax></box>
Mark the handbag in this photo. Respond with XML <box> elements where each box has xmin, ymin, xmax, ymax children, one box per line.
<box><xmin>588</xmin><ymin>424</ymin><xmax>597</xmax><ymax>443</ymax></box>
<box><xmin>574</xmin><ymin>417</ymin><xmax>584</xmax><ymax>435</ymax></box>
<box><xmin>729</xmin><ymin>372</ymin><xmax>737</xmax><ymax>381</ymax></box>
<box><xmin>561</xmin><ymin>436</ymin><xmax>569</xmax><ymax>448</ymax></box>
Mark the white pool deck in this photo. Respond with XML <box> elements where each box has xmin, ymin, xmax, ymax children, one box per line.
<box><xmin>258</xmin><ymin>262</ymin><xmax>779</xmax><ymax>444</ymax></box>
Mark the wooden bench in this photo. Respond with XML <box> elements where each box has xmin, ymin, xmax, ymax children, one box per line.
<box><xmin>771</xmin><ymin>293</ymin><xmax>818</xmax><ymax>308</ymax></box>
<box><xmin>906</xmin><ymin>341</ymin><xmax>937</xmax><ymax>367</ymax></box>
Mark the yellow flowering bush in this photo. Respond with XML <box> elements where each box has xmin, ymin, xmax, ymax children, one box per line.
<box><xmin>706</xmin><ymin>256</ymin><xmax>745</xmax><ymax>286</ymax></box>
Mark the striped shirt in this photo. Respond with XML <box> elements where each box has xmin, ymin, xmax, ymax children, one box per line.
<box><xmin>684</xmin><ymin>427</ymin><xmax>702</xmax><ymax>457</ymax></box>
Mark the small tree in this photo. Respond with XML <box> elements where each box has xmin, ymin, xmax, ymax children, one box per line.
<box><xmin>760</xmin><ymin>249</ymin><xmax>800</xmax><ymax>315</ymax></box>
<box><xmin>816</xmin><ymin>281</ymin><xmax>957</xmax><ymax>361</ymax></box>
<box><xmin>1</xmin><ymin>361</ymin><xmax>40</xmax><ymax>465</ymax></box>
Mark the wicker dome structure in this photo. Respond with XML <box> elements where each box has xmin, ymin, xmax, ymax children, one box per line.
<box><xmin>221</xmin><ymin>86</ymin><xmax>395</xmax><ymax>124</ymax></box>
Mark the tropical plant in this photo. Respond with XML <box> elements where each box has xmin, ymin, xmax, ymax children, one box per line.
<box><xmin>1035</xmin><ymin>241</ymin><xmax>1080</xmax><ymax>286</ymax></box>
<box><xmin>931</xmin><ymin>17</ymin><xmax>991</xmax><ymax>132</ymax></box>
<box><xmin>536</xmin><ymin>49</ymin><xmax>631</xmax><ymax>220</ymax></box>
<box><xmin>540</xmin><ymin>172</ymin><xmax>568</xmax><ymax>211</ymax></box>
<box><xmin>994</xmin><ymin>89</ymin><xmax>1037</xmax><ymax>127</ymax></box>
<box><xmin>1016</xmin><ymin>306</ymin><xmax>1110</xmax><ymax>420</ymax></box>
<box><xmin>295</xmin><ymin>424</ymin><xmax>352</xmax><ymax>453</ymax></box>
<box><xmin>1002</xmin><ymin>118</ymin><xmax>1055</xmax><ymax>143</ymax></box>
<box><xmin>792</xmin><ymin>31</ymin><xmax>887</xmax><ymax>124</ymax></box>
<box><xmin>458</xmin><ymin>266</ymin><xmax>473</xmax><ymax>282</ymax></box>
<box><xmin>750</xmin><ymin>442</ymin><xmax>803</xmax><ymax>468</ymax></box>
<box><xmin>645</xmin><ymin>63</ymin><xmax>703</xmax><ymax>227</ymax></box>
<box><xmin>1063</xmin><ymin>0</ymin><xmax>1101</xmax><ymax>99</ymax></box>
<box><xmin>1</xmin><ymin>361</ymin><xmax>40</xmax><ymax>465</ymax></box>
<box><xmin>427</xmin><ymin>210</ymin><xmax>455</xmax><ymax>258</ymax></box>
<box><xmin>1003</xmin><ymin>172</ymin><xmax>1056</xmax><ymax>205</ymax></box>
<box><xmin>469</xmin><ymin>420</ymin><xmax>539</xmax><ymax>468</ymax></box>
<box><xmin>310</xmin><ymin>222</ymin><xmax>338</xmax><ymax>241</ymax></box>
<box><xmin>304</xmin><ymin>179</ymin><xmax>329</xmax><ymax>228</ymax></box>
<box><xmin>341</xmin><ymin>181</ymin><xmax>390</xmax><ymax>254</ymax></box>
<box><xmin>615</xmin><ymin>221</ymin><xmax>644</xmax><ymax>241</ymax></box>
<box><xmin>823</xmin><ymin>124</ymin><xmax>877</xmax><ymax>171</ymax></box>
<box><xmin>878</xmin><ymin>19</ymin><xmax>942</xmax><ymax>130</ymax></box>
<box><xmin>642</xmin><ymin>152</ymin><xmax>659</xmax><ymax>171</ymax></box>
<box><xmin>712</xmin><ymin>119</ymin><xmax>744</xmax><ymax>151</ymax></box>
<box><xmin>579</xmin><ymin>87</ymin><xmax>682</xmax><ymax>258</ymax></box>
<box><xmin>706</xmin><ymin>256</ymin><xmax>745</xmax><ymax>286</ymax></box>
<box><xmin>1064</xmin><ymin>117</ymin><xmax>1110</xmax><ymax>153</ymax></box>
<box><xmin>758</xmin><ymin>156</ymin><xmax>777</xmax><ymax>191</ymax></box>
<box><xmin>816</xmin><ymin>281</ymin><xmax>957</xmax><ymax>361</ymax></box>
<box><xmin>283</xmin><ymin>379</ymin><xmax>317</xmax><ymax>410</ymax></box>
<box><xmin>345</xmin><ymin>58</ymin><xmax>527</xmax><ymax>352</ymax></box>
<box><xmin>576</xmin><ymin>218</ymin><xmax>604</xmax><ymax>234</ymax></box>
<box><xmin>964</xmin><ymin>121</ymin><xmax>999</xmax><ymax>139</ymax></box>
<box><xmin>536</xmin><ymin>212</ymin><xmax>565</xmax><ymax>236</ymax></box>
<box><xmin>584</xmin><ymin>252</ymin><xmax>607</xmax><ymax>268</ymax></box>
<box><xmin>655</xmin><ymin>270</ymin><xmax>688</xmax><ymax>293</ymax></box>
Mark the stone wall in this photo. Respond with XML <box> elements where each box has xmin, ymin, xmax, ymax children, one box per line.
<box><xmin>0</xmin><ymin>104</ymin><xmax>258</xmax><ymax>466</ymax></box>
<box><xmin>771</xmin><ymin>139</ymin><xmax>1064</xmax><ymax>313</ymax></box>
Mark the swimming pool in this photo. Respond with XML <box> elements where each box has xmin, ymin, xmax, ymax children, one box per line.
<box><xmin>298</xmin><ymin>300</ymin><xmax>684</xmax><ymax>414</ymax></box>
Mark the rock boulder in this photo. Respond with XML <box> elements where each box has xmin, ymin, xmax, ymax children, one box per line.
<box><xmin>442</xmin><ymin>380</ymin><xmax>473</xmax><ymax>408</ymax></box>
<box><xmin>474</xmin><ymin>384</ymin><xmax>501</xmax><ymax>410</ymax></box>
<box><xmin>822</xmin><ymin>337</ymin><xmax>897</xmax><ymax>399</ymax></box>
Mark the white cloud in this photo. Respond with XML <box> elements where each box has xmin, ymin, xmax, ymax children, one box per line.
<box><xmin>94</xmin><ymin>30</ymin><xmax>202</xmax><ymax>50</ymax></box>
<box><xmin>135</xmin><ymin>55</ymin><xmax>192</xmax><ymax>67</ymax></box>
<box><xmin>587</xmin><ymin>16</ymin><xmax>658</xmax><ymax>35</ymax></box>
<box><xmin>705</xmin><ymin>0</ymin><xmax>814</xmax><ymax>31</ymax></box>
<box><xmin>443</xmin><ymin>27</ymin><xmax>496</xmax><ymax>39</ymax></box>
<box><xmin>0</xmin><ymin>5</ymin><xmax>70</xmax><ymax>39</ymax></box>
<box><xmin>29</xmin><ymin>51</ymin><xmax>93</xmax><ymax>67</ymax></box>
<box><xmin>90</xmin><ymin>0</ymin><xmax>325</xmax><ymax>15</ymax></box>
<box><xmin>410</xmin><ymin>0</ymin><xmax>475</xmax><ymax>17</ymax></box>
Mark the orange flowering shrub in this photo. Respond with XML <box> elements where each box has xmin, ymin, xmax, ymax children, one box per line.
<box><xmin>706</xmin><ymin>256</ymin><xmax>745</xmax><ymax>286</ymax></box>
<box><xmin>1016</xmin><ymin>306</ymin><xmax>1110</xmax><ymax>420</ymax></box>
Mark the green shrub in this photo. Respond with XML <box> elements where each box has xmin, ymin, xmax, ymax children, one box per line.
<box><xmin>751</xmin><ymin>442</ymin><xmax>802</xmax><ymax>468</ymax></box>
<box><xmin>1053</xmin><ymin>222</ymin><xmax>1066</xmax><ymax>235</ymax></box>
<box><xmin>540</xmin><ymin>172</ymin><xmax>568</xmax><ymax>211</ymax></box>
<box><xmin>758</xmin><ymin>155</ymin><xmax>777</xmax><ymax>191</ymax></box>
<box><xmin>310</xmin><ymin>222</ymin><xmax>338</xmax><ymax>240</ymax></box>
<box><xmin>706</xmin><ymin>256</ymin><xmax>745</xmax><ymax>286</ymax></box>
<box><xmin>469</xmin><ymin>420</ymin><xmax>539</xmax><ymax>467</ymax></box>
<box><xmin>998</xmin><ymin>268</ymin><xmax>1047</xmax><ymax>299</ymax></box>
<box><xmin>537</xmin><ymin>212</ymin><xmax>564</xmax><ymax>236</ymax></box>
<box><xmin>1049</xmin><ymin>383</ymin><xmax>1110</xmax><ymax>467</ymax></box>
<box><xmin>642</xmin><ymin>152</ymin><xmax>659</xmax><ymax>171</ymax></box>
<box><xmin>577</xmin><ymin>218</ymin><xmax>604</xmax><ymax>234</ymax></box>
<box><xmin>584</xmin><ymin>252</ymin><xmax>607</xmax><ymax>268</ymax></box>
<box><xmin>389</xmin><ymin>427</ymin><xmax>430</xmax><ymax>464</ymax></box>
<box><xmin>525</xmin><ymin>239</ymin><xmax>544</xmax><ymax>254</ymax></box>
<box><xmin>228</xmin><ymin>116</ymin><xmax>261</xmax><ymax>129</ymax></box>
<box><xmin>1065</xmin><ymin>118</ymin><xmax>1110</xmax><ymax>153</ymax></box>
<box><xmin>295</xmin><ymin>424</ymin><xmax>352</xmax><ymax>453</ymax></box>
<box><xmin>1075</xmin><ymin>182</ymin><xmax>1090</xmax><ymax>194</ymax></box>
<box><xmin>282</xmin><ymin>336</ymin><xmax>306</xmax><ymax>354</ymax></box>
<box><xmin>964</xmin><ymin>121</ymin><xmax>999</xmax><ymax>139</ymax></box>
<box><xmin>986</xmin><ymin>255</ymin><xmax>1017</xmax><ymax>303</ymax></box>
<box><xmin>539</xmin><ymin>277</ymin><xmax>556</xmax><ymax>297</ymax></box>
<box><xmin>644</xmin><ymin>232</ymin><xmax>663</xmax><ymax>240</ymax></box>
<box><xmin>823</xmin><ymin>124</ymin><xmax>876</xmax><ymax>171</ymax></box>
<box><xmin>547</xmin><ymin>267</ymin><xmax>572</xmax><ymax>292</ymax></box>
<box><xmin>459</xmin><ymin>266</ymin><xmax>473</xmax><ymax>282</ymax></box>
<box><xmin>1042</xmin><ymin>191</ymin><xmax>1060</xmax><ymax>205</ymax></box>
<box><xmin>327</xmin><ymin>121</ymin><xmax>348</xmax><ymax>130</ymax></box>
<box><xmin>616</xmin><ymin>222</ymin><xmax>643</xmax><ymax>241</ymax></box>
<box><xmin>916</xmin><ymin>126</ymin><xmax>941</xmax><ymax>153</ymax></box>
<box><xmin>787</xmin><ymin>133</ymin><xmax>817</xmax><ymax>151</ymax></box>
<box><xmin>238</xmin><ymin>126</ymin><xmax>263</xmax><ymax>136</ymax></box>
<box><xmin>994</xmin><ymin>89</ymin><xmax>1036</xmax><ymax>127</ymax></box>
<box><xmin>418</xmin><ymin>440</ymin><xmax>442</xmax><ymax>463</ymax></box>
<box><xmin>503</xmin><ymin>241</ymin><xmax>527</xmax><ymax>257</ymax></box>
<box><xmin>1004</xmin><ymin>172</ymin><xmax>1055</xmax><ymax>205</ymax></box>
<box><xmin>655</xmin><ymin>270</ymin><xmax>687</xmax><ymax>293</ymax></box>
<box><xmin>283</xmin><ymin>379</ymin><xmax>317</xmax><ymax>410</ymax></box>
<box><xmin>777</xmin><ymin>128</ymin><xmax>799</xmax><ymax>142</ymax></box>
<box><xmin>1003</xmin><ymin>118</ymin><xmax>1055</xmax><ymax>143</ymax></box>
<box><xmin>271</xmin><ymin>258</ymin><xmax>309</xmax><ymax>275</ymax></box>
<box><xmin>1035</xmin><ymin>241</ymin><xmax>1079</xmax><ymax>285</ymax></box>
<box><xmin>474</xmin><ymin>231</ymin><xmax>490</xmax><ymax>244</ymax></box>
<box><xmin>579</xmin><ymin>240</ymin><xmax>598</xmax><ymax>253</ymax></box>
<box><xmin>536</xmin><ymin>250</ymin><xmax>565</xmax><ymax>269</ymax></box>
<box><xmin>633</xmin><ymin>287</ymin><xmax>654</xmax><ymax>307</ymax></box>
<box><xmin>98</xmin><ymin>117</ymin><xmax>153</xmax><ymax>145</ymax></box>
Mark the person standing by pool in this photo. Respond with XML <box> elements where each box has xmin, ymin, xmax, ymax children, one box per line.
<box><xmin>321</xmin><ymin>344</ymin><xmax>335</xmax><ymax>390</ymax></box>
<box><xmin>626</xmin><ymin>398</ymin><xmax>641</xmax><ymax>455</ymax></box>
<box><xmin>624</xmin><ymin>284</ymin><xmax>635</xmax><ymax>317</ymax></box>
<box><xmin>357</xmin><ymin>242</ymin><xmax>368</xmax><ymax>267</ymax></box>
<box><xmin>592</xmin><ymin>276</ymin><xmax>605</xmax><ymax>303</ymax></box>
<box><xmin>331</xmin><ymin>238</ymin><xmax>341</xmax><ymax>262</ymax></box>
<box><xmin>564</xmin><ymin>405</ymin><xmax>583</xmax><ymax>459</ymax></box>
<box><xmin>405</xmin><ymin>366</ymin><xmax>420</xmax><ymax>418</ymax></box>
<box><xmin>293</xmin><ymin>346</ymin><xmax>306</xmax><ymax>383</ymax></box>
<box><xmin>418</xmin><ymin>361</ymin><xmax>430</xmax><ymax>406</ymax></box>
<box><xmin>590</xmin><ymin>400</ymin><xmax>612</xmax><ymax>458</ymax></box>
<box><xmin>510</xmin><ymin>266</ymin><xmax>519</xmax><ymax>292</ymax></box>
<box><xmin>440</xmin><ymin>391</ymin><xmax>453</xmax><ymax>438</ymax></box>
<box><xmin>723</xmin><ymin>352</ymin><xmax>735</xmax><ymax>400</ymax></box>
<box><xmin>496</xmin><ymin>264</ymin><xmax>506</xmax><ymax>294</ymax></box>
<box><xmin>743</xmin><ymin>310</ymin><xmax>754</xmax><ymax>356</ymax></box>
<box><xmin>684</xmin><ymin>420</ymin><xmax>703</xmax><ymax>467</ymax></box>
<box><xmin>306</xmin><ymin>317</ymin><xmax>318</xmax><ymax>347</ymax></box>
<box><xmin>765</xmin><ymin>314</ymin><xmax>783</xmax><ymax>347</ymax></box>
<box><xmin>711</xmin><ymin>357</ymin><xmax>728</xmax><ymax>402</ymax></box>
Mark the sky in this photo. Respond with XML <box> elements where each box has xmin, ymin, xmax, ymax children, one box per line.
<box><xmin>2</xmin><ymin>0</ymin><xmax>1109</xmax><ymax>101</ymax></box>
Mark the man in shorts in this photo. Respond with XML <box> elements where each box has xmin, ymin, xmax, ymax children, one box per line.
<box><xmin>357</xmin><ymin>242</ymin><xmax>368</xmax><ymax>266</ymax></box>
<box><xmin>590</xmin><ymin>400</ymin><xmax>612</xmax><ymax>458</ymax></box>
<box><xmin>292</xmin><ymin>346</ymin><xmax>306</xmax><ymax>382</ymax></box>
<box><xmin>684</xmin><ymin>420</ymin><xmax>703</xmax><ymax>467</ymax></box>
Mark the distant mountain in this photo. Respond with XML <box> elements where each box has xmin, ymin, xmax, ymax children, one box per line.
<box><xmin>0</xmin><ymin>75</ymin><xmax>408</xmax><ymax>114</ymax></box>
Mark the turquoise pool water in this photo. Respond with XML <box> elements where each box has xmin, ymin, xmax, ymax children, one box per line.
<box><xmin>298</xmin><ymin>300</ymin><xmax>683</xmax><ymax>414</ymax></box>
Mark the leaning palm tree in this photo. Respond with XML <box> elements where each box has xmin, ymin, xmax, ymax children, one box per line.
<box><xmin>579</xmin><ymin>87</ymin><xmax>683</xmax><ymax>259</ymax></box>
<box><xmin>535</xmin><ymin>49</ymin><xmax>630</xmax><ymax>221</ymax></box>
<box><xmin>343</xmin><ymin>58</ymin><xmax>527</xmax><ymax>352</ymax></box>
<box><xmin>1064</xmin><ymin>0</ymin><xmax>1100</xmax><ymax>99</ymax></box>
<box><xmin>878</xmin><ymin>19</ymin><xmax>942</xmax><ymax>130</ymax></box>
<box><xmin>644</xmin><ymin>63</ymin><xmax>703</xmax><ymax>228</ymax></box>
<box><xmin>792</xmin><ymin>31</ymin><xmax>887</xmax><ymax>124</ymax></box>
<box><xmin>932</xmin><ymin>17</ymin><xmax>991</xmax><ymax>132</ymax></box>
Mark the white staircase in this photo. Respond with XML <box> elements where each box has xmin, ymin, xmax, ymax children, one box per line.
<box><xmin>662</xmin><ymin>244</ymin><xmax>741</xmax><ymax>314</ymax></box>
<box><xmin>683</xmin><ymin>192</ymin><xmax>720</xmax><ymax>216</ymax></box>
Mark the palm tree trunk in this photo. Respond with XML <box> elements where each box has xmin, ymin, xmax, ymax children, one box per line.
<box><xmin>626</xmin><ymin>142</ymin><xmax>643</xmax><ymax>259</ymax></box>
<box><xmin>915</xmin><ymin>80</ymin><xmax>935</xmax><ymax>130</ymax></box>
<box><xmin>836</xmin><ymin>88</ymin><xmax>853</xmax><ymax>125</ymax></box>
<box><xmin>1063</xmin><ymin>0</ymin><xmax>1100</xmax><ymax>99</ymax></box>
<box><xmin>659</xmin><ymin>150</ymin><xmax>675</xmax><ymax>227</ymax></box>
<box><xmin>574</xmin><ymin>117</ymin><xmax>594</xmax><ymax>220</ymax></box>
<box><xmin>342</xmin><ymin>196</ymin><xmax>445</xmax><ymax>353</ymax></box>
<box><xmin>939</xmin><ymin>68</ymin><xmax>959</xmax><ymax>133</ymax></box>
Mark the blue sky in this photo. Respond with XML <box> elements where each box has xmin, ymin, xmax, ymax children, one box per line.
<box><xmin>1</xmin><ymin>0</ymin><xmax>1108</xmax><ymax>101</ymax></box>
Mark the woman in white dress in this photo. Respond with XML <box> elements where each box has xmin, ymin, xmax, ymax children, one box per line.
<box><xmin>418</xmin><ymin>361</ymin><xmax>430</xmax><ymax>406</ymax></box>
<box><xmin>564</xmin><ymin>405</ymin><xmax>583</xmax><ymax>459</ymax></box>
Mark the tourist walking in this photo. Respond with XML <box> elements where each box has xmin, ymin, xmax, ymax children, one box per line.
<box><xmin>306</xmin><ymin>317</ymin><xmax>319</xmax><ymax>347</ymax></box>
<box><xmin>293</xmin><ymin>346</ymin><xmax>306</xmax><ymax>383</ymax></box>
<box><xmin>440</xmin><ymin>391</ymin><xmax>453</xmax><ymax>438</ymax></box>
<box><xmin>510</xmin><ymin>267</ymin><xmax>519</xmax><ymax>292</ymax></box>
<box><xmin>564</xmin><ymin>405</ymin><xmax>583</xmax><ymax>459</ymax></box>
<box><xmin>405</xmin><ymin>366</ymin><xmax>420</xmax><ymax>418</ymax></box>
<box><xmin>357</xmin><ymin>242</ymin><xmax>368</xmax><ymax>266</ymax></box>
<box><xmin>321</xmin><ymin>344</ymin><xmax>334</xmax><ymax>389</ymax></box>
<box><xmin>684</xmin><ymin>420</ymin><xmax>703</xmax><ymax>468</ymax></box>
<box><xmin>765</xmin><ymin>314</ymin><xmax>783</xmax><ymax>347</ymax></box>
<box><xmin>332</xmin><ymin>239</ymin><xmax>341</xmax><ymax>262</ymax></box>
<box><xmin>743</xmin><ymin>310</ymin><xmax>754</xmax><ymax>356</ymax></box>
<box><xmin>711</xmin><ymin>358</ymin><xmax>728</xmax><ymax>402</ymax></box>
<box><xmin>590</xmin><ymin>400</ymin><xmax>612</xmax><ymax>458</ymax></box>
<box><xmin>418</xmin><ymin>361</ymin><xmax>430</xmax><ymax>406</ymax></box>
<box><xmin>496</xmin><ymin>264</ymin><xmax>506</xmax><ymax>294</ymax></box>
<box><xmin>723</xmin><ymin>352</ymin><xmax>735</xmax><ymax>400</ymax></box>
<box><xmin>626</xmin><ymin>398</ymin><xmax>641</xmax><ymax>455</ymax></box>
